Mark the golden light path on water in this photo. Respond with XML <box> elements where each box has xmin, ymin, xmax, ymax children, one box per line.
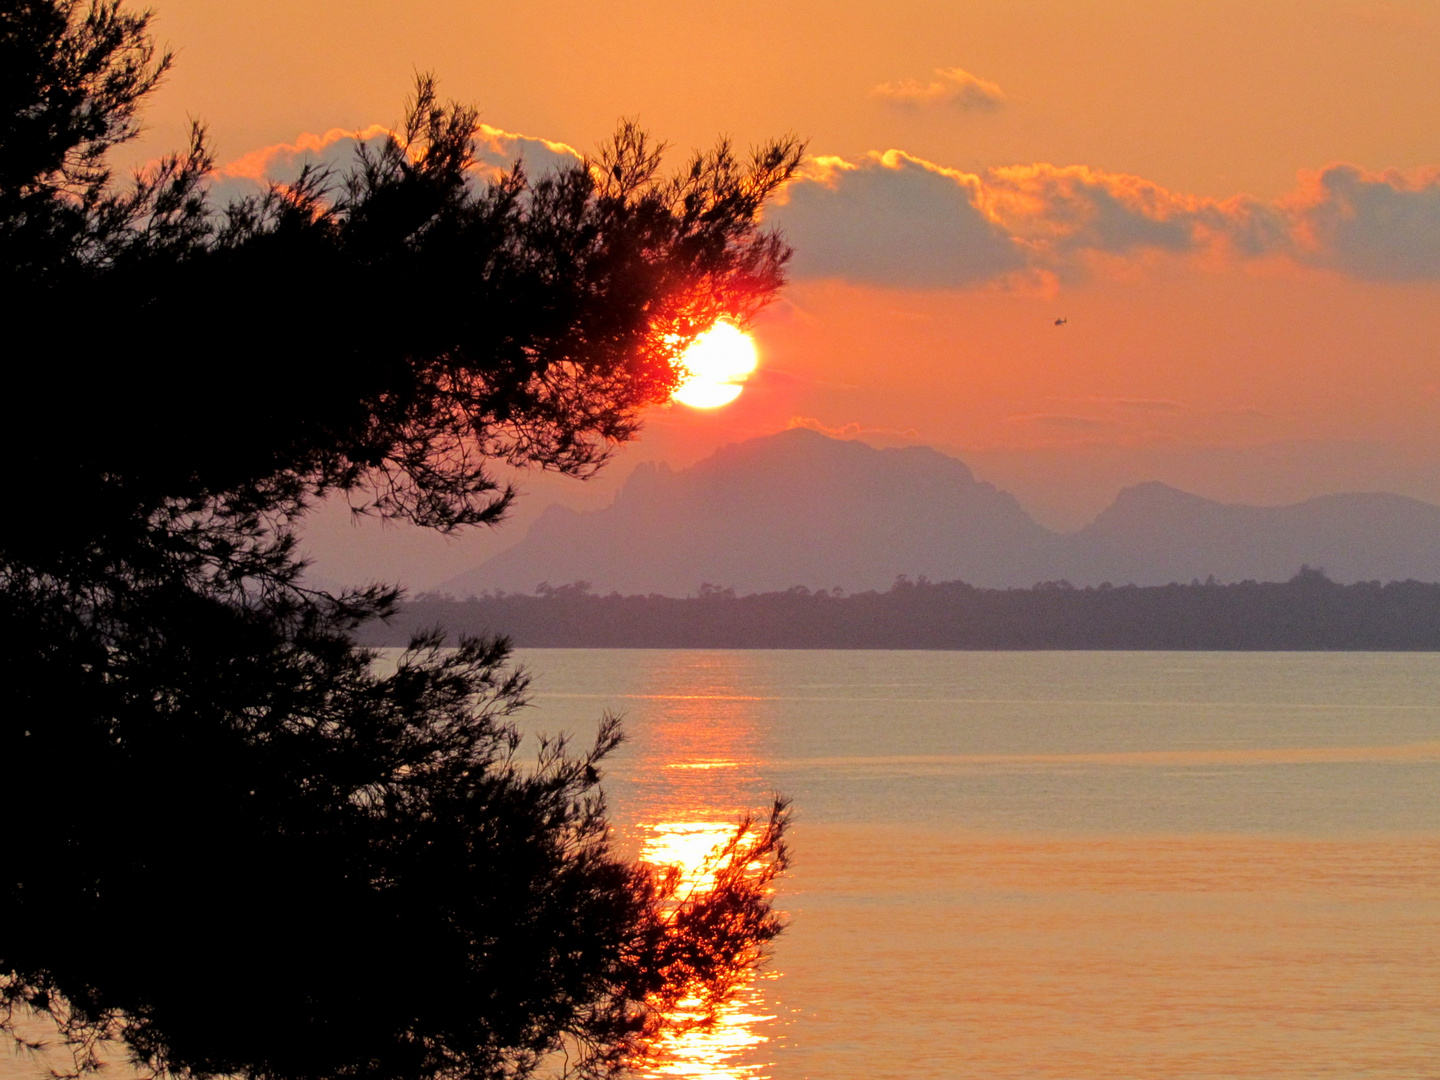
<box><xmin>636</xmin><ymin>820</ymin><xmax>778</xmax><ymax>1080</ymax></box>
<box><xmin>519</xmin><ymin>650</ymin><xmax>1440</xmax><ymax>1080</ymax></box>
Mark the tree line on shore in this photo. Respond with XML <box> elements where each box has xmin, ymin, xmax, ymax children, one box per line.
<box><xmin>372</xmin><ymin>568</ymin><xmax>1440</xmax><ymax>649</ymax></box>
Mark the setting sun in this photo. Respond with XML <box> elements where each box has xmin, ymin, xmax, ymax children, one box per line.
<box><xmin>671</xmin><ymin>322</ymin><xmax>758</xmax><ymax>409</ymax></box>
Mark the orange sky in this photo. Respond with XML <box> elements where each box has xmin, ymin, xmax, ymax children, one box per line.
<box><xmin>130</xmin><ymin>0</ymin><xmax>1440</xmax><ymax>587</ymax></box>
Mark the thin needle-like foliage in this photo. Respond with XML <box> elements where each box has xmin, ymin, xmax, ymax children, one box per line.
<box><xmin>0</xmin><ymin>4</ymin><xmax>803</xmax><ymax>1079</ymax></box>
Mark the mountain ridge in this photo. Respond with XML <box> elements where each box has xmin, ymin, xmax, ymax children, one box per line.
<box><xmin>438</xmin><ymin>429</ymin><xmax>1440</xmax><ymax>596</ymax></box>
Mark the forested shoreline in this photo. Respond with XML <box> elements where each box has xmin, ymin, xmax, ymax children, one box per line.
<box><xmin>363</xmin><ymin>569</ymin><xmax>1440</xmax><ymax>649</ymax></box>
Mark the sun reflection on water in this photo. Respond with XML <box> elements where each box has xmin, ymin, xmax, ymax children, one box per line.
<box><xmin>636</xmin><ymin>820</ymin><xmax>779</xmax><ymax>1080</ymax></box>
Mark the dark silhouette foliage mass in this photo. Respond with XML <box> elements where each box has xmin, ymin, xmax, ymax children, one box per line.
<box><xmin>0</xmin><ymin>3</ymin><xmax>800</xmax><ymax>1079</ymax></box>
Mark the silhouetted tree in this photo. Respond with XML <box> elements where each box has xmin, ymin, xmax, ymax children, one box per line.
<box><xmin>0</xmin><ymin>3</ymin><xmax>800</xmax><ymax>1079</ymax></box>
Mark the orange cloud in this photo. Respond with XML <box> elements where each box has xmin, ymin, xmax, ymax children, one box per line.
<box><xmin>211</xmin><ymin>124</ymin><xmax>1440</xmax><ymax>288</ymax></box>
<box><xmin>210</xmin><ymin>123</ymin><xmax>582</xmax><ymax>204</ymax></box>
<box><xmin>219</xmin><ymin>125</ymin><xmax>394</xmax><ymax>181</ymax></box>
<box><xmin>769</xmin><ymin>151</ymin><xmax>1440</xmax><ymax>287</ymax></box>
<box><xmin>982</xmin><ymin>164</ymin><xmax>1226</xmax><ymax>252</ymax></box>
<box><xmin>872</xmin><ymin>67</ymin><xmax>1005</xmax><ymax>110</ymax></box>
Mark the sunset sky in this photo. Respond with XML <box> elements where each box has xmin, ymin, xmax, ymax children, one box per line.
<box><xmin>132</xmin><ymin>0</ymin><xmax>1440</xmax><ymax>587</ymax></box>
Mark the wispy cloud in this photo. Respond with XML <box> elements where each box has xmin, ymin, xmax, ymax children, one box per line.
<box><xmin>872</xmin><ymin>67</ymin><xmax>1006</xmax><ymax>110</ymax></box>
<box><xmin>994</xmin><ymin>397</ymin><xmax>1275</xmax><ymax>450</ymax></box>
<box><xmin>788</xmin><ymin>416</ymin><xmax>920</xmax><ymax>440</ymax></box>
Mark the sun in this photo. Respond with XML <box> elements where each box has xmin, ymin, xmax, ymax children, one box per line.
<box><xmin>671</xmin><ymin>321</ymin><xmax>759</xmax><ymax>409</ymax></box>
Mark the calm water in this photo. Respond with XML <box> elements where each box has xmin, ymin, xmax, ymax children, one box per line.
<box><xmin>5</xmin><ymin>652</ymin><xmax>1434</xmax><ymax>1080</ymax></box>
<box><xmin>516</xmin><ymin>650</ymin><xmax>1440</xmax><ymax>1080</ymax></box>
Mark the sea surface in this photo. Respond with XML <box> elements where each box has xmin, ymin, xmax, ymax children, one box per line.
<box><xmin>514</xmin><ymin>649</ymin><xmax>1440</xmax><ymax>1080</ymax></box>
<box><xmin>5</xmin><ymin>651</ymin><xmax>1435</xmax><ymax>1080</ymax></box>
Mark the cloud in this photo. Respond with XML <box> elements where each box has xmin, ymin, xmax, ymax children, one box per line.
<box><xmin>470</xmin><ymin>125</ymin><xmax>583</xmax><ymax>181</ymax></box>
<box><xmin>767</xmin><ymin>152</ymin><xmax>1226</xmax><ymax>288</ymax></box>
<box><xmin>788</xmin><ymin>416</ymin><xmax>920</xmax><ymax>440</ymax></box>
<box><xmin>218</xmin><ymin>125</ymin><xmax>392</xmax><ymax>185</ymax></box>
<box><xmin>1045</xmin><ymin>396</ymin><xmax>1270</xmax><ymax>425</ymax></box>
<box><xmin>769</xmin><ymin>150</ymin><xmax>1440</xmax><ymax>288</ymax></box>
<box><xmin>211</xmin><ymin>123</ymin><xmax>1440</xmax><ymax>289</ymax></box>
<box><xmin>205</xmin><ymin>126</ymin><xmax>385</xmax><ymax>205</ymax></box>
<box><xmin>1287</xmin><ymin>164</ymin><xmax>1440</xmax><ymax>280</ymax></box>
<box><xmin>992</xmin><ymin>397</ymin><xmax>1277</xmax><ymax>451</ymax></box>
<box><xmin>767</xmin><ymin>151</ymin><xmax>1026</xmax><ymax>287</ymax></box>
<box><xmin>209</xmin><ymin>124</ymin><xmax>582</xmax><ymax>205</ymax></box>
<box><xmin>982</xmin><ymin>164</ymin><xmax>1229</xmax><ymax>255</ymax></box>
<box><xmin>873</xmin><ymin>68</ymin><xmax>1005</xmax><ymax>110</ymax></box>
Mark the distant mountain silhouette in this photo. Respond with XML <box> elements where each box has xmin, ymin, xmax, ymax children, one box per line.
<box><xmin>1065</xmin><ymin>482</ymin><xmax>1440</xmax><ymax>586</ymax></box>
<box><xmin>438</xmin><ymin>430</ymin><xmax>1440</xmax><ymax>596</ymax></box>
<box><xmin>448</xmin><ymin>429</ymin><xmax>1054</xmax><ymax>595</ymax></box>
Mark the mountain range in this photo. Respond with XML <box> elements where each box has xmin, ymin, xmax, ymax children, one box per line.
<box><xmin>437</xmin><ymin>428</ymin><xmax>1440</xmax><ymax>596</ymax></box>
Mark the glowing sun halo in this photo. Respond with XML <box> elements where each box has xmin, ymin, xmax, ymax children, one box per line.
<box><xmin>671</xmin><ymin>322</ymin><xmax>758</xmax><ymax>409</ymax></box>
